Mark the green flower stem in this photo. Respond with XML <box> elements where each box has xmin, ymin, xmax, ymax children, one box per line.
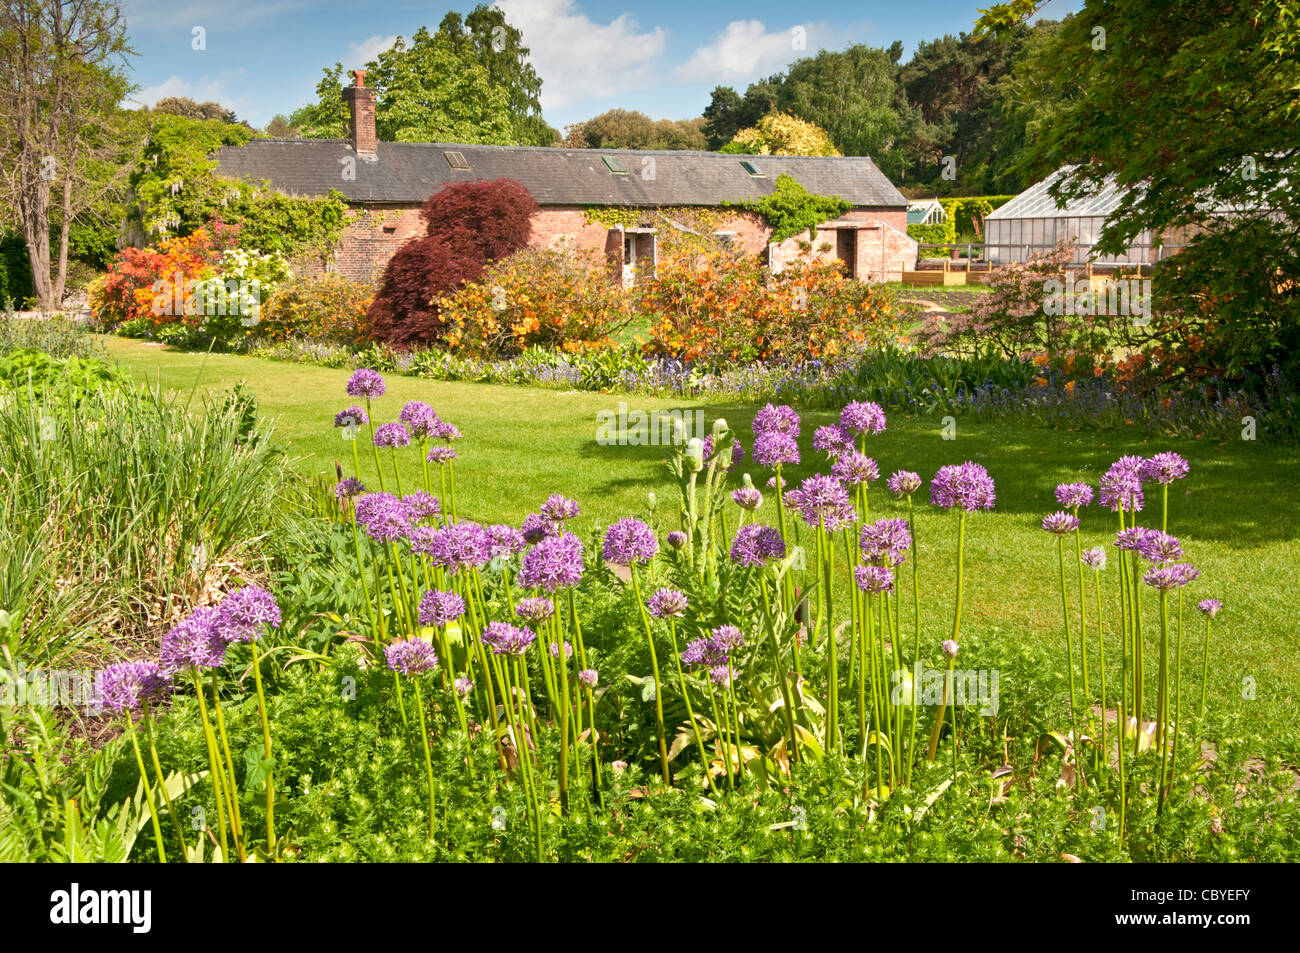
<box><xmin>928</xmin><ymin>509</ymin><xmax>966</xmax><ymax>762</ymax></box>
<box><xmin>1199</xmin><ymin>616</ymin><xmax>1212</xmax><ymax>719</ymax></box>
<box><xmin>886</xmin><ymin>593</ymin><xmax>904</xmax><ymax>781</ymax></box>
<box><xmin>1093</xmin><ymin>569</ymin><xmax>1107</xmax><ymax>772</ymax></box>
<box><xmin>819</xmin><ymin>521</ymin><xmax>839</xmax><ymax>755</ymax></box>
<box><xmin>668</xmin><ymin>616</ymin><xmax>720</xmax><ymax>794</ymax></box>
<box><xmin>630</xmin><ymin>563</ymin><xmax>671</xmax><ymax>785</ymax></box>
<box><xmin>142</xmin><ymin>704</ymin><xmax>188</xmax><ymax>860</ymax></box>
<box><xmin>1073</xmin><ymin>517</ymin><xmax>1089</xmax><ymax>697</ymax></box>
<box><xmin>727</xmin><ymin>663</ymin><xmax>744</xmax><ymax>779</ymax></box>
<box><xmin>365</xmin><ymin>400</ymin><xmax>384</xmax><ymax>492</ymax></box>
<box><xmin>191</xmin><ymin>670</ymin><xmax>230</xmax><ymax>861</ymax></box>
<box><xmin>1057</xmin><ymin>536</ymin><xmax>1081</xmax><ymax>791</ymax></box>
<box><xmin>124</xmin><ymin>713</ymin><xmax>166</xmax><ymax>863</ymax></box>
<box><xmin>208</xmin><ymin>672</ymin><xmax>246</xmax><ymax>858</ymax></box>
<box><xmin>865</xmin><ymin>590</ymin><xmax>884</xmax><ymax>798</ymax></box>
<box><xmin>947</xmin><ymin>657</ymin><xmax>958</xmax><ymax>783</ymax></box>
<box><xmin>774</xmin><ymin>465</ymin><xmax>793</xmax><ymax>614</ymax></box>
<box><xmin>412</xmin><ymin>679</ymin><xmax>437</xmax><ymax>840</ymax></box>
<box><xmin>905</xmin><ymin>494</ymin><xmax>922</xmax><ymax>788</ymax></box>
<box><xmin>249</xmin><ymin>638</ymin><xmax>276</xmax><ymax>853</ymax></box>
<box><xmin>552</xmin><ymin>610</ymin><xmax>572</xmax><ymax>814</ymax></box>
<box><xmin>706</xmin><ymin>678</ymin><xmax>733</xmax><ymax>791</ymax></box>
<box><xmin>389</xmin><ymin>447</ymin><xmax>403</xmax><ymax>496</ymax></box>
<box><xmin>1116</xmin><ymin>510</ymin><xmax>1129</xmax><ymax>839</ymax></box>
<box><xmin>513</xmin><ymin>658</ymin><xmax>544</xmax><ymax>861</ymax></box>
<box><xmin>567</xmin><ymin>588</ymin><xmax>603</xmax><ymax>795</ymax></box>
<box><xmin>1157</xmin><ymin>590</ymin><xmax>1170</xmax><ymax>815</ymax></box>
<box><xmin>877</xmin><ymin>592</ymin><xmax>894</xmax><ymax>785</ymax></box>
<box><xmin>1169</xmin><ymin>590</ymin><xmax>1186</xmax><ymax>810</ymax></box>
<box><xmin>447</xmin><ymin>460</ymin><xmax>458</xmax><ymax>521</ymax></box>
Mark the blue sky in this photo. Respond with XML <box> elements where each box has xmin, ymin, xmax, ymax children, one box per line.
<box><xmin>121</xmin><ymin>0</ymin><xmax>1079</xmax><ymax>131</ymax></box>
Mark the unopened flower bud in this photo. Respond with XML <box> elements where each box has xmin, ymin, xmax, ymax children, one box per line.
<box><xmin>942</xmin><ymin>639</ymin><xmax>959</xmax><ymax>660</ymax></box>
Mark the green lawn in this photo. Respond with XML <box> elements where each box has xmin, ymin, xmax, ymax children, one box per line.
<box><xmin>103</xmin><ymin>335</ymin><xmax>1300</xmax><ymax>755</ymax></box>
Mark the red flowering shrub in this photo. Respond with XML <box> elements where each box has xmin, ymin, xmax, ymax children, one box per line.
<box><xmin>368</xmin><ymin>179</ymin><xmax>538</xmax><ymax>346</ymax></box>
<box><xmin>90</xmin><ymin>228</ymin><xmax>228</xmax><ymax>329</ymax></box>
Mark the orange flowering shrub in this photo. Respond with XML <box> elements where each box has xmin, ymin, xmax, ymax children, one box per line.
<box><xmin>437</xmin><ymin>249</ymin><xmax>633</xmax><ymax>357</ymax></box>
<box><xmin>259</xmin><ymin>275</ymin><xmax>375</xmax><ymax>345</ymax></box>
<box><xmin>90</xmin><ymin>228</ymin><xmax>227</xmax><ymax>329</ymax></box>
<box><xmin>640</xmin><ymin>248</ymin><xmax>899</xmax><ymax>366</ymax></box>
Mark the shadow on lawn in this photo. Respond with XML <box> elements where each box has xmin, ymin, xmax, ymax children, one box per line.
<box><xmin>573</xmin><ymin>400</ymin><xmax>1299</xmax><ymax>549</ymax></box>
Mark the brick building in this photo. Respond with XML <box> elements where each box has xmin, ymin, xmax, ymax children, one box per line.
<box><xmin>214</xmin><ymin>72</ymin><xmax>916</xmax><ymax>284</ymax></box>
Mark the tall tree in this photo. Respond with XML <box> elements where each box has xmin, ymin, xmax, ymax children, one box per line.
<box><xmin>720</xmin><ymin>112</ymin><xmax>840</xmax><ymax>156</ymax></box>
<box><xmin>701</xmin><ymin>78</ymin><xmax>783</xmax><ymax>150</ymax></box>
<box><xmin>564</xmin><ymin>109</ymin><xmax>706</xmax><ymax>150</ymax></box>
<box><xmin>0</xmin><ymin>0</ymin><xmax>135</xmax><ymax>308</ymax></box>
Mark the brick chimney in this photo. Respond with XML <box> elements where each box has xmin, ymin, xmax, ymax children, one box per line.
<box><xmin>342</xmin><ymin>69</ymin><xmax>377</xmax><ymax>159</ymax></box>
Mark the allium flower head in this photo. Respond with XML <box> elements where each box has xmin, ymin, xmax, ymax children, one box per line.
<box><xmin>426</xmin><ymin>445</ymin><xmax>457</xmax><ymax>465</ymax></box>
<box><xmin>549</xmin><ymin>640</ymin><xmax>573</xmax><ymax>659</ymax></box>
<box><xmin>335</xmin><ymin>477</ymin><xmax>366</xmax><ymax>500</ymax></box>
<box><xmin>602</xmin><ymin>517</ymin><xmax>658</xmax><ymax>566</ymax></box>
<box><xmin>403</xmin><ymin>490</ymin><xmax>441</xmax><ymax>523</ymax></box>
<box><xmin>767</xmin><ymin>475</ymin><xmax>786</xmax><ymax>490</ymax></box>
<box><xmin>752</xmin><ymin>431</ymin><xmax>800</xmax><ymax>468</ymax></box>
<box><xmin>433</xmin><ymin>420</ymin><xmax>461</xmax><ymax>442</ymax></box>
<box><xmin>887</xmin><ymin>470</ymin><xmax>922</xmax><ymax>497</ymax></box>
<box><xmin>813</xmin><ymin>424</ymin><xmax>853</xmax><ymax>457</ymax></box>
<box><xmin>334</xmin><ymin>406</ymin><xmax>368</xmax><ymax>428</ymax></box>
<box><xmin>427</xmin><ymin>523</ymin><xmax>490</xmax><ymax>572</ymax></box>
<box><xmin>400</xmin><ymin>401</ymin><xmax>440</xmax><ymax>439</ymax></box>
<box><xmin>373</xmin><ymin>421</ymin><xmax>411</xmax><ymax>449</ymax></box>
<box><xmin>709</xmin><ymin>665</ymin><xmax>732</xmax><ymax>688</ymax></box>
<box><xmin>681</xmin><ymin>636</ymin><xmax>728</xmax><ymax>669</ymax></box>
<box><xmin>1197</xmin><ymin>598</ymin><xmax>1222</xmax><ymax>618</ymax></box>
<box><xmin>1055</xmin><ymin>482</ymin><xmax>1094</xmax><ymax>509</ymax></box>
<box><xmin>159</xmin><ymin>607</ymin><xmax>226</xmax><ymax>674</ymax></box>
<box><xmin>418</xmin><ymin>589</ymin><xmax>466</xmax><ymax>626</ymax></box>
<box><xmin>1041</xmin><ymin>511</ymin><xmax>1080</xmax><ymax>536</ymax></box>
<box><xmin>385</xmin><ymin>638</ymin><xmax>439</xmax><ymax>675</ymax></box>
<box><xmin>93</xmin><ymin>661</ymin><xmax>171</xmax><ymax>714</ymax></box>
<box><xmin>941</xmin><ymin>639</ymin><xmax>959</xmax><ymax>660</ymax></box>
<box><xmin>646</xmin><ymin>587</ymin><xmax>688</xmax><ymax>618</ymax></box>
<box><xmin>840</xmin><ymin>401</ymin><xmax>886</xmax><ymax>436</ymax></box>
<box><xmin>1100</xmin><ymin>456</ymin><xmax>1146</xmax><ymax>512</ymax></box>
<box><xmin>214</xmin><ymin>586</ymin><xmax>281</xmax><ymax>643</ymax></box>
<box><xmin>711</xmin><ymin>625</ymin><xmax>744</xmax><ymax>653</ymax></box>
<box><xmin>930</xmin><ymin>462</ymin><xmax>996</xmax><ymax>511</ymax></box>
<box><xmin>666</xmin><ymin>530</ymin><xmax>687</xmax><ymax>550</ymax></box>
<box><xmin>729</xmin><ymin>524</ymin><xmax>786</xmax><ymax>568</ymax></box>
<box><xmin>832</xmin><ymin>452</ymin><xmax>879</xmax><ymax>487</ymax></box>
<box><xmin>795</xmin><ymin>474</ymin><xmax>853</xmax><ymax>528</ymax></box>
<box><xmin>1081</xmin><ymin>547</ymin><xmax>1107</xmax><ymax>570</ymax></box>
<box><xmin>1137</xmin><ymin>530</ymin><xmax>1183</xmax><ymax>564</ymax></box>
<box><xmin>578</xmin><ymin>669</ymin><xmax>598</xmax><ymax>688</ymax></box>
<box><xmin>518</xmin><ymin>532</ymin><xmax>585</xmax><ymax>591</ymax></box>
<box><xmin>732</xmin><ymin>485</ymin><xmax>763</xmax><ymax>510</ymax></box>
<box><xmin>346</xmin><ymin>368</ymin><xmax>385</xmax><ymax>399</ymax></box>
<box><xmin>520</xmin><ymin>512</ymin><xmax>557</xmax><ymax>544</ymax></box>
<box><xmin>1141</xmin><ymin>452</ymin><xmax>1190</xmax><ymax>485</ymax></box>
<box><xmin>485</xmin><ymin>524</ymin><xmax>526</xmax><ymax>558</ymax></box>
<box><xmin>860</xmin><ymin>518</ymin><xmax>911</xmax><ymax>565</ymax></box>
<box><xmin>540</xmin><ymin>494</ymin><xmax>580</xmax><ymax>523</ymax></box>
<box><xmin>355</xmin><ymin>492</ymin><xmax>412</xmax><ymax>542</ymax></box>
<box><xmin>515</xmin><ymin>597</ymin><xmax>555</xmax><ymax>624</ymax></box>
<box><xmin>454</xmin><ymin>677</ymin><xmax>474</xmax><ymax>698</ymax></box>
<box><xmin>1114</xmin><ymin>526</ymin><xmax>1155</xmax><ymax>552</ymax></box>
<box><xmin>1143</xmin><ymin>563</ymin><xmax>1200</xmax><ymax>591</ymax></box>
<box><xmin>481</xmin><ymin>621</ymin><xmax>537</xmax><ymax>656</ymax></box>
<box><xmin>753</xmin><ymin>403</ymin><xmax>800</xmax><ymax>438</ymax></box>
<box><xmin>854</xmin><ymin>565</ymin><xmax>895</xmax><ymax>594</ymax></box>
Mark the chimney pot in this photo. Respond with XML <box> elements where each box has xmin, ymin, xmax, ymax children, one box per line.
<box><xmin>342</xmin><ymin>69</ymin><xmax>377</xmax><ymax>159</ymax></box>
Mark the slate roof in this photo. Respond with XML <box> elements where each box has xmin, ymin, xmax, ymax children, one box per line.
<box><xmin>213</xmin><ymin>140</ymin><xmax>907</xmax><ymax>209</ymax></box>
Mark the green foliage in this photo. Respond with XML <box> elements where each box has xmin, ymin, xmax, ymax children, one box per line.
<box><xmin>907</xmin><ymin>220</ymin><xmax>956</xmax><ymax>246</ymax></box>
<box><xmin>565</xmin><ymin>109</ymin><xmax>706</xmax><ymax>150</ymax></box>
<box><xmin>724</xmin><ymin>174</ymin><xmax>851</xmax><ymax>243</ymax></box>
<box><xmin>0</xmin><ymin>234</ymin><xmax>35</xmax><ymax>305</ymax></box>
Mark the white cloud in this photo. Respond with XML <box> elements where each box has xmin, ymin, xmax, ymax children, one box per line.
<box><xmin>673</xmin><ymin>20</ymin><xmax>823</xmax><ymax>84</ymax></box>
<box><xmin>346</xmin><ymin>34</ymin><xmax>398</xmax><ymax>67</ymax></box>
<box><xmin>493</xmin><ymin>0</ymin><xmax>668</xmax><ymax>110</ymax></box>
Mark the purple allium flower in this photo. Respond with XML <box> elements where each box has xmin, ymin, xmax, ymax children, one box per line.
<box><xmin>887</xmin><ymin>470</ymin><xmax>922</xmax><ymax>496</ymax></box>
<box><xmin>1041</xmin><ymin>511</ymin><xmax>1080</xmax><ymax>536</ymax></box>
<box><xmin>941</xmin><ymin>639</ymin><xmax>959</xmax><ymax>660</ymax></box>
<box><xmin>1100</xmin><ymin>456</ymin><xmax>1146</xmax><ymax>512</ymax></box>
<box><xmin>433</xmin><ymin>420</ymin><xmax>462</xmax><ymax>442</ymax></box>
<box><xmin>767</xmin><ymin>475</ymin><xmax>786</xmax><ymax>490</ymax></box>
<box><xmin>355</xmin><ymin>492</ymin><xmax>412</xmax><ymax>542</ymax></box>
<box><xmin>454</xmin><ymin>677</ymin><xmax>474</xmax><ymax>698</ymax></box>
<box><xmin>602</xmin><ymin>517</ymin><xmax>658</xmax><ymax>566</ymax></box>
<box><xmin>1114</xmin><ymin>526</ymin><xmax>1155</xmax><ymax>552</ymax></box>
<box><xmin>752</xmin><ymin>431</ymin><xmax>800</xmax><ymax>468</ymax></box>
<box><xmin>832</xmin><ymin>452</ymin><xmax>879</xmax><ymax>487</ymax></box>
<box><xmin>385</xmin><ymin>638</ymin><xmax>439</xmax><ymax>675</ymax></box>
<box><xmin>514</xmin><ymin>596</ymin><xmax>555</xmax><ymax>624</ymax></box>
<box><xmin>860</xmin><ymin>518</ymin><xmax>911</xmax><ymax>565</ymax></box>
<box><xmin>813</xmin><ymin>424</ymin><xmax>853</xmax><ymax>457</ymax></box>
<box><xmin>930</xmin><ymin>462</ymin><xmax>996</xmax><ymax>512</ymax></box>
<box><xmin>403</xmin><ymin>490</ymin><xmax>441</xmax><ymax>523</ymax></box>
<box><xmin>1137</xmin><ymin>530</ymin><xmax>1183</xmax><ymax>564</ymax></box>
<box><xmin>400</xmin><ymin>401</ymin><xmax>440</xmax><ymax>439</ymax></box>
<box><xmin>646</xmin><ymin>587</ymin><xmax>688</xmax><ymax>618</ymax></box>
<box><xmin>1055</xmin><ymin>482</ymin><xmax>1095</xmax><ymax>509</ymax></box>
<box><xmin>159</xmin><ymin>607</ymin><xmax>225</xmax><ymax>674</ymax></box>
<box><xmin>335</xmin><ymin>477</ymin><xmax>366</xmax><ymax>500</ymax></box>
<box><xmin>373</xmin><ymin>421</ymin><xmax>411</xmax><ymax>449</ymax></box>
<box><xmin>481</xmin><ymin>621</ymin><xmax>537</xmax><ymax>656</ymax></box>
<box><xmin>729</xmin><ymin>523</ymin><xmax>786</xmax><ymax>568</ymax></box>
<box><xmin>709</xmin><ymin>664</ymin><xmax>732</xmax><ymax>688</ymax></box>
<box><xmin>666</xmin><ymin>530</ymin><xmax>687</xmax><ymax>550</ymax></box>
<box><xmin>426</xmin><ymin>445</ymin><xmax>457</xmax><ymax>465</ymax></box>
<box><xmin>753</xmin><ymin>403</ymin><xmax>800</xmax><ymax>438</ymax></box>
<box><xmin>93</xmin><ymin>661</ymin><xmax>171</xmax><ymax>714</ymax></box>
<box><xmin>681</xmin><ymin>636</ymin><xmax>727</xmax><ymax>669</ymax></box>
<box><xmin>1143</xmin><ymin>562</ymin><xmax>1201</xmax><ymax>591</ymax></box>
<box><xmin>578</xmin><ymin>668</ymin><xmax>598</xmax><ymax>688</ymax></box>
<box><xmin>732</xmin><ymin>485</ymin><xmax>763</xmax><ymax>510</ymax></box>
<box><xmin>840</xmin><ymin>401</ymin><xmax>887</xmax><ymax>436</ymax></box>
<box><xmin>427</xmin><ymin>523</ymin><xmax>490</xmax><ymax>572</ymax></box>
<box><xmin>485</xmin><ymin>524</ymin><xmax>526</xmax><ymax>558</ymax></box>
<box><xmin>854</xmin><ymin>565</ymin><xmax>895</xmax><ymax>594</ymax></box>
<box><xmin>520</xmin><ymin>512</ymin><xmax>557</xmax><ymax>544</ymax></box>
<box><xmin>418</xmin><ymin>589</ymin><xmax>466</xmax><ymax>626</ymax></box>
<box><xmin>334</xmin><ymin>405</ymin><xmax>368</xmax><ymax>428</ymax></box>
<box><xmin>711</xmin><ymin>624</ymin><xmax>744</xmax><ymax>653</ymax></box>
<box><xmin>518</xmin><ymin>532</ymin><xmax>585</xmax><ymax>591</ymax></box>
<box><xmin>1081</xmin><ymin>547</ymin><xmax>1107</xmax><ymax>570</ymax></box>
<box><xmin>1197</xmin><ymin>598</ymin><xmax>1222</xmax><ymax>618</ymax></box>
<box><xmin>540</xmin><ymin>494</ymin><xmax>580</xmax><ymax>523</ymax></box>
<box><xmin>346</xmin><ymin>368</ymin><xmax>385</xmax><ymax>399</ymax></box>
<box><xmin>548</xmin><ymin>640</ymin><xmax>573</xmax><ymax>659</ymax></box>
<box><xmin>795</xmin><ymin>474</ymin><xmax>853</xmax><ymax>528</ymax></box>
<box><xmin>213</xmin><ymin>585</ymin><xmax>281</xmax><ymax>644</ymax></box>
<box><xmin>1141</xmin><ymin>452</ymin><xmax>1190</xmax><ymax>485</ymax></box>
